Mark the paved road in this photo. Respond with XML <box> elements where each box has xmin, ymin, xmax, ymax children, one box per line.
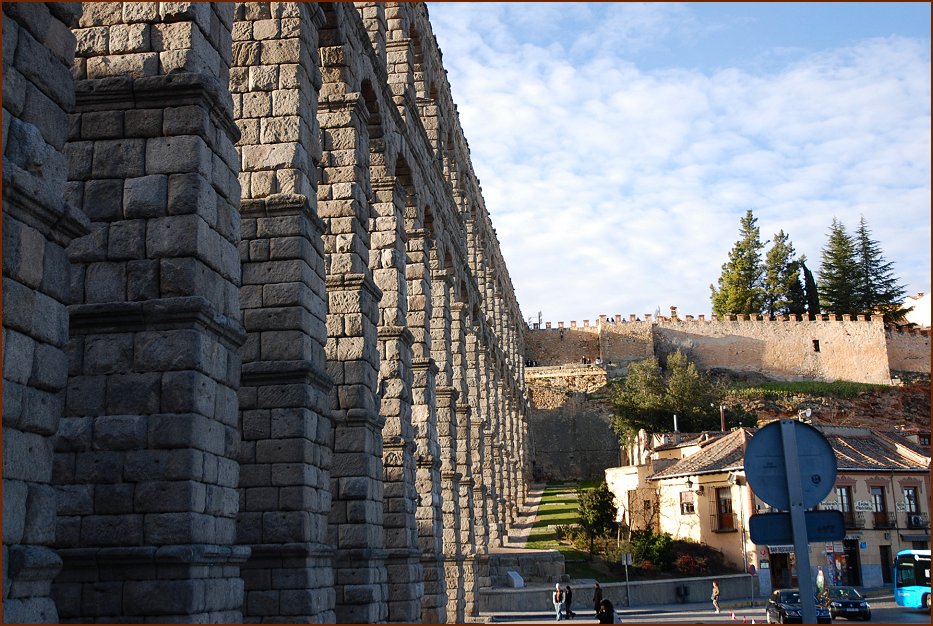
<box><xmin>484</xmin><ymin>594</ymin><xmax>931</xmax><ymax>624</ymax></box>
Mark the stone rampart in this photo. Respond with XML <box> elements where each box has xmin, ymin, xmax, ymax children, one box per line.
<box><xmin>526</xmin><ymin>366</ymin><xmax>620</xmax><ymax>481</ymax></box>
<box><xmin>885</xmin><ymin>326</ymin><xmax>931</xmax><ymax>376</ymax></box>
<box><xmin>527</xmin><ymin>314</ymin><xmax>930</xmax><ymax>384</ymax></box>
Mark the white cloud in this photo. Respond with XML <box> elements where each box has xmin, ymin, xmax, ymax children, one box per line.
<box><xmin>429</xmin><ymin>5</ymin><xmax>932</xmax><ymax>324</ymax></box>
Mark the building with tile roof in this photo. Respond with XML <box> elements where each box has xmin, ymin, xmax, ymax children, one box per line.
<box><xmin>605</xmin><ymin>422</ymin><xmax>930</xmax><ymax>596</ymax></box>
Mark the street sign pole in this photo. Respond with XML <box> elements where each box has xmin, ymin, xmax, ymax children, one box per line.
<box><xmin>780</xmin><ymin>419</ymin><xmax>817</xmax><ymax>624</ymax></box>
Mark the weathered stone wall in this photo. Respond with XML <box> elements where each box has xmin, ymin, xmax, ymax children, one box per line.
<box><xmin>525</xmin><ymin>366</ymin><xmax>620</xmax><ymax>481</ymax></box>
<box><xmin>524</xmin><ymin>326</ymin><xmax>599</xmax><ymax>367</ymax></box>
<box><xmin>527</xmin><ymin>314</ymin><xmax>929</xmax><ymax>384</ymax></box>
<box><xmin>885</xmin><ymin>326</ymin><xmax>931</xmax><ymax>376</ymax></box>
<box><xmin>2</xmin><ymin>3</ymin><xmax>87</xmax><ymax>623</ymax></box>
<box><xmin>653</xmin><ymin>316</ymin><xmax>892</xmax><ymax>384</ymax></box>
<box><xmin>3</xmin><ymin>2</ymin><xmax>530</xmax><ymax>624</ymax></box>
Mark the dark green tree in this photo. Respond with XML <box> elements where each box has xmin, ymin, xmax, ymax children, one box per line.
<box><xmin>711</xmin><ymin>210</ymin><xmax>765</xmax><ymax>317</ymax></box>
<box><xmin>818</xmin><ymin>218</ymin><xmax>859</xmax><ymax>314</ymax></box>
<box><xmin>577</xmin><ymin>481</ymin><xmax>618</xmax><ymax>554</ymax></box>
<box><xmin>609</xmin><ymin>351</ymin><xmax>750</xmax><ymax>445</ymax></box>
<box><xmin>853</xmin><ymin>216</ymin><xmax>910</xmax><ymax>324</ymax></box>
<box><xmin>762</xmin><ymin>230</ymin><xmax>807</xmax><ymax>316</ymax></box>
<box><xmin>801</xmin><ymin>261</ymin><xmax>821</xmax><ymax>319</ymax></box>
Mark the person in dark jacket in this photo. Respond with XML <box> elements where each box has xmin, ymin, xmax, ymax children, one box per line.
<box><xmin>592</xmin><ymin>582</ymin><xmax>603</xmax><ymax>612</ymax></box>
<box><xmin>564</xmin><ymin>584</ymin><xmax>575</xmax><ymax>619</ymax></box>
<box><xmin>597</xmin><ymin>598</ymin><xmax>615</xmax><ymax>624</ymax></box>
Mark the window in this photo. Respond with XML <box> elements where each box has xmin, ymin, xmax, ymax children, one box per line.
<box><xmin>871</xmin><ymin>486</ymin><xmax>891</xmax><ymax>528</ymax></box>
<box><xmin>919</xmin><ymin>434</ymin><xmax>930</xmax><ymax>446</ymax></box>
<box><xmin>812</xmin><ymin>339</ymin><xmax>821</xmax><ymax>352</ymax></box>
<box><xmin>836</xmin><ymin>486</ymin><xmax>852</xmax><ymax>512</ymax></box>
<box><xmin>716</xmin><ymin>487</ymin><xmax>735</xmax><ymax>530</ymax></box>
<box><xmin>680</xmin><ymin>491</ymin><xmax>695</xmax><ymax>515</ymax></box>
<box><xmin>903</xmin><ymin>487</ymin><xmax>919</xmax><ymax>514</ymax></box>
<box><xmin>643</xmin><ymin>499</ymin><xmax>652</xmax><ymax>512</ymax></box>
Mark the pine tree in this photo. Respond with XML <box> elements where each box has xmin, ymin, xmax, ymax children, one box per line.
<box><xmin>853</xmin><ymin>216</ymin><xmax>910</xmax><ymax>324</ymax></box>
<box><xmin>763</xmin><ymin>230</ymin><xmax>807</xmax><ymax>316</ymax></box>
<box><xmin>710</xmin><ymin>210</ymin><xmax>765</xmax><ymax>317</ymax></box>
<box><xmin>801</xmin><ymin>261</ymin><xmax>821</xmax><ymax>319</ymax></box>
<box><xmin>818</xmin><ymin>218</ymin><xmax>859</xmax><ymax>314</ymax></box>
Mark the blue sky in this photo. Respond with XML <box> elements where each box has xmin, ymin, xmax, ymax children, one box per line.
<box><xmin>427</xmin><ymin>2</ymin><xmax>931</xmax><ymax>325</ymax></box>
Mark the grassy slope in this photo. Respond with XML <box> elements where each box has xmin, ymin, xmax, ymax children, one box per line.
<box><xmin>527</xmin><ymin>481</ymin><xmax>627</xmax><ymax>581</ymax></box>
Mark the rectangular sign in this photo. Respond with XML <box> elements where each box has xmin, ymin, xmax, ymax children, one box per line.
<box><xmin>750</xmin><ymin>510</ymin><xmax>846</xmax><ymax>545</ymax></box>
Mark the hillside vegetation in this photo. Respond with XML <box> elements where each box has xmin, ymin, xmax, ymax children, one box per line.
<box><xmin>723</xmin><ymin>381</ymin><xmax>930</xmax><ymax>430</ymax></box>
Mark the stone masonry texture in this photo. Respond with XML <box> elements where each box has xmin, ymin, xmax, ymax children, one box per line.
<box><xmin>2</xmin><ymin>2</ymin><xmax>530</xmax><ymax>624</ymax></box>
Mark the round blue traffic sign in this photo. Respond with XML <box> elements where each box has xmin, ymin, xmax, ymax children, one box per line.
<box><xmin>744</xmin><ymin>420</ymin><xmax>837</xmax><ymax>510</ymax></box>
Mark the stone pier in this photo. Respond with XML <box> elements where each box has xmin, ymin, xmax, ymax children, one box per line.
<box><xmin>3</xmin><ymin>3</ymin><xmax>530</xmax><ymax>623</ymax></box>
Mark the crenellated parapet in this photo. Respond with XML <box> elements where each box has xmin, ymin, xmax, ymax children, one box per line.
<box><xmin>525</xmin><ymin>309</ymin><xmax>929</xmax><ymax>384</ymax></box>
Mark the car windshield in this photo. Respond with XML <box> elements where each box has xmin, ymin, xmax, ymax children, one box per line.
<box><xmin>780</xmin><ymin>592</ymin><xmax>800</xmax><ymax>604</ymax></box>
<box><xmin>829</xmin><ymin>588</ymin><xmax>863</xmax><ymax>600</ymax></box>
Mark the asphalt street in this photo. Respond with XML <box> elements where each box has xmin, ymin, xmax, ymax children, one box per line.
<box><xmin>482</xmin><ymin>593</ymin><xmax>931</xmax><ymax>624</ymax></box>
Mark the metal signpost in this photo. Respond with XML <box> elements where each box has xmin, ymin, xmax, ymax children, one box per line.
<box><xmin>745</xmin><ymin>419</ymin><xmax>841</xmax><ymax>624</ymax></box>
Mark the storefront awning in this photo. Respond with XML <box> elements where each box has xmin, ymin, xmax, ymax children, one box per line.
<box><xmin>900</xmin><ymin>534</ymin><xmax>931</xmax><ymax>542</ymax></box>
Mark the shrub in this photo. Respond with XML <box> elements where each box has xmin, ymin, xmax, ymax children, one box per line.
<box><xmin>675</xmin><ymin>554</ymin><xmax>710</xmax><ymax>575</ymax></box>
<box><xmin>629</xmin><ymin>529</ymin><xmax>675</xmax><ymax>570</ymax></box>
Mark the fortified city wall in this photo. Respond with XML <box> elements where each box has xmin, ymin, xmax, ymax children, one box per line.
<box><xmin>527</xmin><ymin>312</ymin><xmax>930</xmax><ymax>384</ymax></box>
<box><xmin>2</xmin><ymin>3</ymin><xmax>530</xmax><ymax>624</ymax></box>
<box><xmin>524</xmin><ymin>313</ymin><xmax>930</xmax><ymax>480</ymax></box>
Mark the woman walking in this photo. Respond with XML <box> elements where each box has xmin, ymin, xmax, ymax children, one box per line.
<box><xmin>711</xmin><ymin>580</ymin><xmax>721</xmax><ymax>613</ymax></box>
<box><xmin>593</xmin><ymin>582</ymin><xmax>603</xmax><ymax>613</ymax></box>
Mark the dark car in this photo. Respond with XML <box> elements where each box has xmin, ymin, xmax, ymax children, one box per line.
<box><xmin>821</xmin><ymin>586</ymin><xmax>871</xmax><ymax>620</ymax></box>
<box><xmin>766</xmin><ymin>589</ymin><xmax>833</xmax><ymax>624</ymax></box>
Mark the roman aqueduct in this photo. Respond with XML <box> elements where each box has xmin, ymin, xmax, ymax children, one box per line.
<box><xmin>2</xmin><ymin>2</ymin><xmax>530</xmax><ymax>622</ymax></box>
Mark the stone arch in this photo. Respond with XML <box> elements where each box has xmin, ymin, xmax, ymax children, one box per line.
<box><xmin>5</xmin><ymin>3</ymin><xmax>532</xmax><ymax>624</ymax></box>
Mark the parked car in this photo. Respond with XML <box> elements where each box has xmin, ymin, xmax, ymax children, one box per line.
<box><xmin>766</xmin><ymin>589</ymin><xmax>833</xmax><ymax>624</ymax></box>
<box><xmin>821</xmin><ymin>586</ymin><xmax>871</xmax><ymax>620</ymax></box>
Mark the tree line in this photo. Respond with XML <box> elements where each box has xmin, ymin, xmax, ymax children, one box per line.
<box><xmin>709</xmin><ymin>210</ymin><xmax>910</xmax><ymax>324</ymax></box>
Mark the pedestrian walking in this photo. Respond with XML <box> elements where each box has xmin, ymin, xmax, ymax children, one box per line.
<box><xmin>592</xmin><ymin>582</ymin><xmax>603</xmax><ymax>613</ymax></box>
<box><xmin>596</xmin><ymin>598</ymin><xmax>616</xmax><ymax>624</ymax></box>
<box><xmin>552</xmin><ymin>582</ymin><xmax>564</xmax><ymax>621</ymax></box>
<box><xmin>564</xmin><ymin>584</ymin><xmax>575</xmax><ymax>619</ymax></box>
<box><xmin>711</xmin><ymin>580</ymin><xmax>721</xmax><ymax>613</ymax></box>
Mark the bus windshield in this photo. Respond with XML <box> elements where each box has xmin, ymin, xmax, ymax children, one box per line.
<box><xmin>896</xmin><ymin>553</ymin><xmax>931</xmax><ymax>587</ymax></box>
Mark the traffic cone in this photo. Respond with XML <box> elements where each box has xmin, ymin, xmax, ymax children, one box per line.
<box><xmin>742</xmin><ymin>617</ymin><xmax>747</xmax><ymax>623</ymax></box>
<box><xmin>751</xmin><ymin>619</ymin><xmax>756</xmax><ymax>624</ymax></box>
<box><xmin>731</xmin><ymin>611</ymin><xmax>737</xmax><ymax>620</ymax></box>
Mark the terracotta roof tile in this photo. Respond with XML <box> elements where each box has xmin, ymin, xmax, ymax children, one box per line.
<box><xmin>649</xmin><ymin>429</ymin><xmax>750</xmax><ymax>480</ymax></box>
<box><xmin>648</xmin><ymin>425</ymin><xmax>927</xmax><ymax>481</ymax></box>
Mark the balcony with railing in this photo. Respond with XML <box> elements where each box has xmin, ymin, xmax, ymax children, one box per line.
<box><xmin>711</xmin><ymin>511</ymin><xmax>738</xmax><ymax>532</ymax></box>
<box><xmin>819</xmin><ymin>504</ymin><xmax>865</xmax><ymax>529</ymax></box>
<box><xmin>872</xmin><ymin>512</ymin><xmax>896</xmax><ymax>529</ymax></box>
<box><xmin>904</xmin><ymin>512</ymin><xmax>930</xmax><ymax>529</ymax></box>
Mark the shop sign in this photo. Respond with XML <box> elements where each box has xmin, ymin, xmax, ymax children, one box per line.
<box><xmin>768</xmin><ymin>544</ymin><xmax>795</xmax><ymax>553</ymax></box>
<box><xmin>859</xmin><ymin>542</ymin><xmax>867</xmax><ymax>549</ymax></box>
<box><xmin>825</xmin><ymin>542</ymin><xmax>834</xmax><ymax>553</ymax></box>
<box><xmin>854</xmin><ymin>500</ymin><xmax>873</xmax><ymax>512</ymax></box>
<box><xmin>833</xmin><ymin>541</ymin><xmax>844</xmax><ymax>552</ymax></box>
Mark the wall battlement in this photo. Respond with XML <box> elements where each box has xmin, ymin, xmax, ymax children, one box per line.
<box><xmin>526</xmin><ymin>310</ymin><xmax>930</xmax><ymax>384</ymax></box>
<box><xmin>534</xmin><ymin>311</ymin><xmax>895</xmax><ymax>330</ymax></box>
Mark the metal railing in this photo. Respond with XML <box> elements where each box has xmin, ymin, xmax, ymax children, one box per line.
<box><xmin>905</xmin><ymin>512</ymin><xmax>930</xmax><ymax>529</ymax></box>
<box><xmin>872</xmin><ymin>512</ymin><xmax>896</xmax><ymax>529</ymax></box>
<box><xmin>711</xmin><ymin>511</ymin><xmax>738</xmax><ymax>531</ymax></box>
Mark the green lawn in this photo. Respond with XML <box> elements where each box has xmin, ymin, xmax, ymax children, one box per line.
<box><xmin>526</xmin><ymin>481</ymin><xmax>626</xmax><ymax>581</ymax></box>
